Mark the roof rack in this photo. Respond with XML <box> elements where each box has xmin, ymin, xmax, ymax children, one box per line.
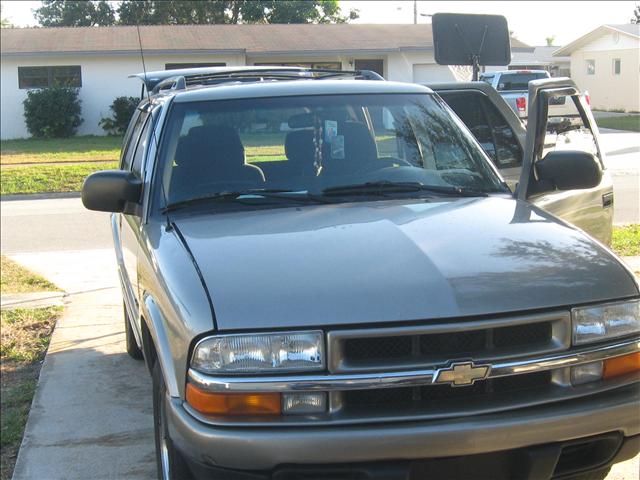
<box><xmin>130</xmin><ymin>66</ymin><xmax>384</xmax><ymax>95</ymax></box>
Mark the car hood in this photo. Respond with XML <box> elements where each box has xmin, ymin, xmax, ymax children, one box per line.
<box><xmin>173</xmin><ymin>197</ymin><xmax>638</xmax><ymax>330</ymax></box>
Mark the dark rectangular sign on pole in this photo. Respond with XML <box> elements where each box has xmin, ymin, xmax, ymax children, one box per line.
<box><xmin>432</xmin><ymin>13</ymin><xmax>511</xmax><ymax>80</ymax></box>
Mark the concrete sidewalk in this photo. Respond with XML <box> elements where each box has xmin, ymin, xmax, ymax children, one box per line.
<box><xmin>10</xmin><ymin>250</ymin><xmax>155</xmax><ymax>480</ymax></box>
<box><xmin>0</xmin><ymin>291</ymin><xmax>64</xmax><ymax>310</ymax></box>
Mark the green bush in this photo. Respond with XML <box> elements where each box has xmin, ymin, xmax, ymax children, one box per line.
<box><xmin>100</xmin><ymin>96</ymin><xmax>139</xmax><ymax>135</ymax></box>
<box><xmin>22</xmin><ymin>86</ymin><xmax>82</xmax><ymax>138</ymax></box>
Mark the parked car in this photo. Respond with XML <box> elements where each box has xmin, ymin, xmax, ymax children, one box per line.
<box><xmin>480</xmin><ymin>70</ymin><xmax>579</xmax><ymax>120</ymax></box>
<box><xmin>82</xmin><ymin>67</ymin><xmax>639</xmax><ymax>480</ymax></box>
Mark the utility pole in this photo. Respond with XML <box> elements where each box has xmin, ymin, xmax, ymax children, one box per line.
<box><xmin>414</xmin><ymin>0</ymin><xmax>417</xmax><ymax>24</ymax></box>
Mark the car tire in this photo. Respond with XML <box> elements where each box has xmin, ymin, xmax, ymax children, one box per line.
<box><xmin>124</xmin><ymin>302</ymin><xmax>143</xmax><ymax>360</ymax></box>
<box><xmin>564</xmin><ymin>467</ymin><xmax>611</xmax><ymax>480</ymax></box>
<box><xmin>152</xmin><ymin>362</ymin><xmax>193</xmax><ymax>480</ymax></box>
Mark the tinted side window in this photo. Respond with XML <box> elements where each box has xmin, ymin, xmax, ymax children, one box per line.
<box><xmin>496</xmin><ymin>72</ymin><xmax>547</xmax><ymax>91</ymax></box>
<box><xmin>440</xmin><ymin>91</ymin><xmax>522</xmax><ymax>169</ymax></box>
<box><xmin>483</xmin><ymin>100</ymin><xmax>522</xmax><ymax>168</ymax></box>
<box><xmin>121</xmin><ymin>110</ymin><xmax>148</xmax><ymax>171</ymax></box>
<box><xmin>440</xmin><ymin>92</ymin><xmax>497</xmax><ymax>162</ymax></box>
<box><xmin>132</xmin><ymin>116</ymin><xmax>153</xmax><ymax>178</ymax></box>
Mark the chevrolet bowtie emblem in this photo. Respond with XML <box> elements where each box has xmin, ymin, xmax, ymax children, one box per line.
<box><xmin>433</xmin><ymin>361</ymin><xmax>491</xmax><ymax>387</ymax></box>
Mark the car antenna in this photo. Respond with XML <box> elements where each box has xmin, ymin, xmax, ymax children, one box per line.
<box><xmin>135</xmin><ymin>23</ymin><xmax>172</xmax><ymax>232</ymax></box>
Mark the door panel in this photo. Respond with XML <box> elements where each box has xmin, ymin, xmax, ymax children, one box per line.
<box><xmin>434</xmin><ymin>83</ymin><xmax>612</xmax><ymax>245</ymax></box>
<box><xmin>525</xmin><ymin>88</ymin><xmax>613</xmax><ymax>244</ymax></box>
<box><xmin>119</xmin><ymin>111</ymin><xmax>151</xmax><ymax>336</ymax></box>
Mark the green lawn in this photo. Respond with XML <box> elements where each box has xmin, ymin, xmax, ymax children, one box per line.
<box><xmin>0</xmin><ymin>258</ymin><xmax>61</xmax><ymax>480</ymax></box>
<box><xmin>612</xmin><ymin>224</ymin><xmax>640</xmax><ymax>257</ymax></box>
<box><xmin>1</xmin><ymin>306</ymin><xmax>61</xmax><ymax>480</ymax></box>
<box><xmin>1</xmin><ymin>162</ymin><xmax>117</xmax><ymax>195</ymax></box>
<box><xmin>0</xmin><ymin>135</ymin><xmax>122</xmax><ymax>165</ymax></box>
<box><xmin>595</xmin><ymin>115</ymin><xmax>640</xmax><ymax>132</ymax></box>
<box><xmin>0</xmin><ymin>257</ymin><xmax>59</xmax><ymax>294</ymax></box>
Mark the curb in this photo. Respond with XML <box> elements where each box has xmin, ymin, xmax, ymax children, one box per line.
<box><xmin>0</xmin><ymin>191</ymin><xmax>81</xmax><ymax>201</ymax></box>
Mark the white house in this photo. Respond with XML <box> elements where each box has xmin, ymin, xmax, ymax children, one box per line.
<box><xmin>553</xmin><ymin>24</ymin><xmax>640</xmax><ymax>112</ymax></box>
<box><xmin>0</xmin><ymin>24</ymin><xmax>532</xmax><ymax>139</ymax></box>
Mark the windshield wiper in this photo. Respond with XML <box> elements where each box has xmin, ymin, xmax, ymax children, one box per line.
<box><xmin>162</xmin><ymin>189</ymin><xmax>333</xmax><ymax>213</ymax></box>
<box><xmin>320</xmin><ymin>181</ymin><xmax>489</xmax><ymax>197</ymax></box>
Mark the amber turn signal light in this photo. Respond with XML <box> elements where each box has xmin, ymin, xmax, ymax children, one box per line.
<box><xmin>603</xmin><ymin>352</ymin><xmax>640</xmax><ymax>380</ymax></box>
<box><xmin>186</xmin><ymin>383</ymin><xmax>281</xmax><ymax>416</ymax></box>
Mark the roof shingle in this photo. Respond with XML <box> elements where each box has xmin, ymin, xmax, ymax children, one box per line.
<box><xmin>0</xmin><ymin>24</ymin><xmax>531</xmax><ymax>56</ymax></box>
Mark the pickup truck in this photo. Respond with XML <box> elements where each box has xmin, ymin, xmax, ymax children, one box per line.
<box><xmin>82</xmin><ymin>67</ymin><xmax>639</xmax><ymax>480</ymax></box>
<box><xmin>479</xmin><ymin>70</ymin><xmax>578</xmax><ymax>120</ymax></box>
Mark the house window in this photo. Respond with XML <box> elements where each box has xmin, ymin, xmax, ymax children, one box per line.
<box><xmin>18</xmin><ymin>66</ymin><xmax>82</xmax><ymax>89</ymax></box>
<box><xmin>354</xmin><ymin>59</ymin><xmax>384</xmax><ymax>77</ymax></box>
<box><xmin>586</xmin><ymin>59</ymin><xmax>596</xmax><ymax>75</ymax></box>
<box><xmin>613</xmin><ymin>58</ymin><xmax>621</xmax><ymax>75</ymax></box>
<box><xmin>165</xmin><ymin>62</ymin><xmax>226</xmax><ymax>70</ymax></box>
<box><xmin>254</xmin><ymin>62</ymin><xmax>342</xmax><ymax>70</ymax></box>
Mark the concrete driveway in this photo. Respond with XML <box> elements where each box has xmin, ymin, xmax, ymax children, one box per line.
<box><xmin>1</xmin><ymin>128</ymin><xmax>638</xmax><ymax>479</ymax></box>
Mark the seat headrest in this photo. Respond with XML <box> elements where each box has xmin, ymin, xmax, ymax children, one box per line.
<box><xmin>340</xmin><ymin>122</ymin><xmax>378</xmax><ymax>163</ymax></box>
<box><xmin>285</xmin><ymin>129</ymin><xmax>315</xmax><ymax>163</ymax></box>
<box><xmin>187</xmin><ymin>125</ymin><xmax>244</xmax><ymax>164</ymax></box>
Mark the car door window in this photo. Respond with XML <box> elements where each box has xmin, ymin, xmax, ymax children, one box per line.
<box><xmin>542</xmin><ymin>96</ymin><xmax>599</xmax><ymax>163</ymax></box>
<box><xmin>131</xmin><ymin>115</ymin><xmax>153</xmax><ymax>178</ymax></box>
<box><xmin>483</xmin><ymin>101</ymin><xmax>522</xmax><ymax>169</ymax></box>
<box><xmin>440</xmin><ymin>91</ymin><xmax>522</xmax><ymax>170</ymax></box>
<box><xmin>121</xmin><ymin>110</ymin><xmax>149</xmax><ymax>171</ymax></box>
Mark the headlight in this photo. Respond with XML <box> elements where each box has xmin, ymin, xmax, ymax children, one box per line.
<box><xmin>191</xmin><ymin>331</ymin><xmax>324</xmax><ymax>374</ymax></box>
<box><xmin>572</xmin><ymin>299</ymin><xmax>640</xmax><ymax>345</ymax></box>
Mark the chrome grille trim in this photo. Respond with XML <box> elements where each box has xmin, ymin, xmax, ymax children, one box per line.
<box><xmin>183</xmin><ymin>372</ymin><xmax>639</xmax><ymax>428</ymax></box>
<box><xmin>188</xmin><ymin>337</ymin><xmax>639</xmax><ymax>393</ymax></box>
<box><xmin>327</xmin><ymin>311</ymin><xmax>570</xmax><ymax>373</ymax></box>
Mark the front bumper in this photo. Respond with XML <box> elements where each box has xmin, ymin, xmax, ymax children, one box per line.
<box><xmin>167</xmin><ymin>382</ymin><xmax>640</xmax><ymax>472</ymax></box>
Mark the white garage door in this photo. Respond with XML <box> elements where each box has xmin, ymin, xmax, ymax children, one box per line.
<box><xmin>412</xmin><ymin>64</ymin><xmax>457</xmax><ymax>83</ymax></box>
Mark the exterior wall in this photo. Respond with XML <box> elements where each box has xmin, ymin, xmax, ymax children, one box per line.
<box><xmin>568</xmin><ymin>34</ymin><xmax>640</xmax><ymax>112</ymax></box>
<box><xmin>386</xmin><ymin>51</ymin><xmax>459</xmax><ymax>83</ymax></box>
<box><xmin>1</xmin><ymin>49</ymin><xmax>462</xmax><ymax>139</ymax></box>
<box><xmin>0</xmin><ymin>52</ymin><xmax>245</xmax><ymax>139</ymax></box>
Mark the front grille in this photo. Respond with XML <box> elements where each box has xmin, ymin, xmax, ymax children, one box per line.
<box><xmin>343</xmin><ymin>371</ymin><xmax>552</xmax><ymax>409</ymax></box>
<box><xmin>341</xmin><ymin>321</ymin><xmax>554</xmax><ymax>369</ymax></box>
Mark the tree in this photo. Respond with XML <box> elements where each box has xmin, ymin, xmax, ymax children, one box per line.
<box><xmin>117</xmin><ymin>1</ymin><xmax>228</xmax><ymax>25</ymax></box>
<box><xmin>632</xmin><ymin>4</ymin><xmax>640</xmax><ymax>24</ymax></box>
<box><xmin>1</xmin><ymin>3</ymin><xmax>14</xmax><ymax>28</ymax></box>
<box><xmin>238</xmin><ymin>1</ymin><xmax>358</xmax><ymax>24</ymax></box>
<box><xmin>34</xmin><ymin>0</ymin><xmax>116</xmax><ymax>27</ymax></box>
<box><xmin>116</xmin><ymin>0</ymin><xmax>358</xmax><ymax>25</ymax></box>
<box><xmin>545</xmin><ymin>36</ymin><xmax>555</xmax><ymax>46</ymax></box>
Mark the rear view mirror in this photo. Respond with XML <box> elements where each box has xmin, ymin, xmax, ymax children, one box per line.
<box><xmin>536</xmin><ymin>150</ymin><xmax>602</xmax><ymax>191</ymax></box>
<box><xmin>288</xmin><ymin>113</ymin><xmax>314</xmax><ymax>129</ymax></box>
<box><xmin>82</xmin><ymin>170</ymin><xmax>142</xmax><ymax>214</ymax></box>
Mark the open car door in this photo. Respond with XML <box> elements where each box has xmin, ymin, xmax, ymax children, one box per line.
<box><xmin>431</xmin><ymin>80</ymin><xmax>613</xmax><ymax>245</ymax></box>
<box><xmin>518</xmin><ymin>78</ymin><xmax>613</xmax><ymax>245</ymax></box>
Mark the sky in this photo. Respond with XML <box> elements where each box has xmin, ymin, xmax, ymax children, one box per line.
<box><xmin>1</xmin><ymin>0</ymin><xmax>637</xmax><ymax>46</ymax></box>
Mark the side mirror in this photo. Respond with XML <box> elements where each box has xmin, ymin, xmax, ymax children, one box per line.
<box><xmin>82</xmin><ymin>170</ymin><xmax>142</xmax><ymax>214</ymax></box>
<box><xmin>535</xmin><ymin>150</ymin><xmax>602</xmax><ymax>192</ymax></box>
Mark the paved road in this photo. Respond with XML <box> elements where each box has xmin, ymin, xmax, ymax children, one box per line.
<box><xmin>1</xmin><ymin>128</ymin><xmax>638</xmax><ymax>479</ymax></box>
<box><xmin>0</xmin><ymin>196</ymin><xmax>113</xmax><ymax>254</ymax></box>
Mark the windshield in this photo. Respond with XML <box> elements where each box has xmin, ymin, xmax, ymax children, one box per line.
<box><xmin>496</xmin><ymin>72</ymin><xmax>548</xmax><ymax>91</ymax></box>
<box><xmin>157</xmin><ymin>93</ymin><xmax>506</xmax><ymax>208</ymax></box>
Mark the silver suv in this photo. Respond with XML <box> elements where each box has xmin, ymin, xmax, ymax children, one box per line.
<box><xmin>82</xmin><ymin>67</ymin><xmax>639</xmax><ymax>480</ymax></box>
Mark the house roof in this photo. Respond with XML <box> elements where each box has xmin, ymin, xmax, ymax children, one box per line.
<box><xmin>510</xmin><ymin>45</ymin><xmax>569</xmax><ymax>66</ymax></box>
<box><xmin>553</xmin><ymin>24</ymin><xmax>640</xmax><ymax>56</ymax></box>
<box><xmin>0</xmin><ymin>24</ymin><xmax>531</xmax><ymax>57</ymax></box>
